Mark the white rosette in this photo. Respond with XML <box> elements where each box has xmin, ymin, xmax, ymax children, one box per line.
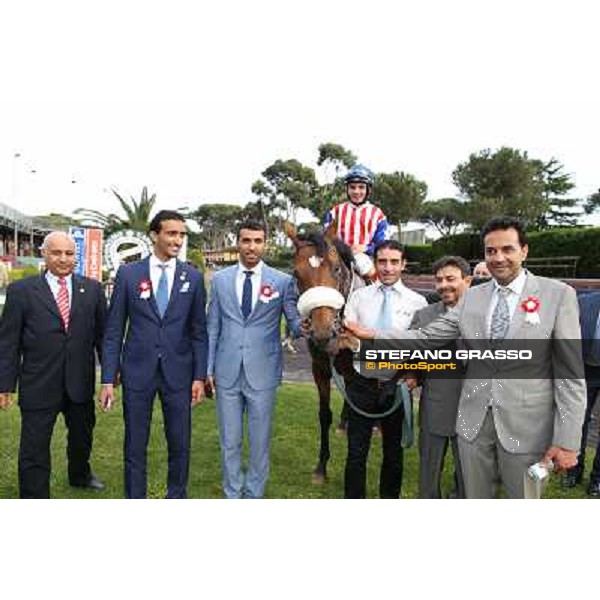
<box><xmin>524</xmin><ymin>311</ymin><xmax>540</xmax><ymax>325</ymax></box>
<box><xmin>259</xmin><ymin>285</ymin><xmax>280</xmax><ymax>303</ymax></box>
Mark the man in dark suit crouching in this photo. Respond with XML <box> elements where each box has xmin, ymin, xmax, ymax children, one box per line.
<box><xmin>0</xmin><ymin>231</ymin><xmax>107</xmax><ymax>498</ymax></box>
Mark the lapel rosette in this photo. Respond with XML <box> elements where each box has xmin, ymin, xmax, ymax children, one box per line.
<box><xmin>520</xmin><ymin>295</ymin><xmax>541</xmax><ymax>325</ymax></box>
<box><xmin>259</xmin><ymin>283</ymin><xmax>280</xmax><ymax>304</ymax></box>
<box><xmin>138</xmin><ymin>279</ymin><xmax>152</xmax><ymax>300</ymax></box>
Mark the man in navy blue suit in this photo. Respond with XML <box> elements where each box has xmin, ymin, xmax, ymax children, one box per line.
<box><xmin>99</xmin><ymin>210</ymin><xmax>208</xmax><ymax>499</ymax></box>
<box><xmin>563</xmin><ymin>291</ymin><xmax>600</xmax><ymax>496</ymax></box>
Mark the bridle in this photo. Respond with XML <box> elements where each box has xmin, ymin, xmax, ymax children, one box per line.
<box><xmin>294</xmin><ymin>240</ymin><xmax>353</xmax><ymax>341</ymax></box>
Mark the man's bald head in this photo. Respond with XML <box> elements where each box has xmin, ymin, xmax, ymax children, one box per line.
<box><xmin>41</xmin><ymin>231</ymin><xmax>77</xmax><ymax>277</ymax></box>
<box><xmin>41</xmin><ymin>231</ymin><xmax>76</xmax><ymax>251</ymax></box>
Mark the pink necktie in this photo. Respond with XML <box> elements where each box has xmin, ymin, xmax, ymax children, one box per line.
<box><xmin>57</xmin><ymin>277</ymin><xmax>70</xmax><ymax>331</ymax></box>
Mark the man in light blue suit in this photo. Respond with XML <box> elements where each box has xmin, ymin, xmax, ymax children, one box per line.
<box><xmin>207</xmin><ymin>220</ymin><xmax>301</xmax><ymax>498</ymax></box>
<box><xmin>100</xmin><ymin>210</ymin><xmax>208</xmax><ymax>499</ymax></box>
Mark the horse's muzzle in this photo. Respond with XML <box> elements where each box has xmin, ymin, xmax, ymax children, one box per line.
<box><xmin>307</xmin><ymin>311</ymin><xmax>344</xmax><ymax>352</ymax></box>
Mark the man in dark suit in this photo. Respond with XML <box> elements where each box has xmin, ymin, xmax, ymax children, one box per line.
<box><xmin>409</xmin><ymin>256</ymin><xmax>471</xmax><ymax>499</ymax></box>
<box><xmin>99</xmin><ymin>210</ymin><xmax>208</xmax><ymax>499</ymax></box>
<box><xmin>0</xmin><ymin>231</ymin><xmax>107</xmax><ymax>498</ymax></box>
<box><xmin>563</xmin><ymin>290</ymin><xmax>600</xmax><ymax>496</ymax></box>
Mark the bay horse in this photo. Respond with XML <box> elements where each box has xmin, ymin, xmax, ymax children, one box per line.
<box><xmin>286</xmin><ymin>222</ymin><xmax>358</xmax><ymax>484</ymax></box>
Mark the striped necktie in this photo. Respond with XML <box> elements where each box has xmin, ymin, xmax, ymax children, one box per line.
<box><xmin>490</xmin><ymin>286</ymin><xmax>511</xmax><ymax>340</ymax></box>
<box><xmin>57</xmin><ymin>277</ymin><xmax>70</xmax><ymax>331</ymax></box>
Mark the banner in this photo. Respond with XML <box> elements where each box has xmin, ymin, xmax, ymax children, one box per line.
<box><xmin>69</xmin><ymin>226</ymin><xmax>104</xmax><ymax>281</ymax></box>
<box><xmin>85</xmin><ymin>228</ymin><xmax>103</xmax><ymax>281</ymax></box>
<box><xmin>70</xmin><ymin>226</ymin><xmax>87</xmax><ymax>277</ymax></box>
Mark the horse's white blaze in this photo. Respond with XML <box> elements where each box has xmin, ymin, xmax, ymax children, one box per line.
<box><xmin>308</xmin><ymin>255</ymin><xmax>323</xmax><ymax>268</ymax></box>
<box><xmin>297</xmin><ymin>286</ymin><xmax>345</xmax><ymax>318</ymax></box>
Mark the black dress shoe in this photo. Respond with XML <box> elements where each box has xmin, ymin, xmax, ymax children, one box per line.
<box><xmin>562</xmin><ymin>471</ymin><xmax>582</xmax><ymax>489</ymax></box>
<box><xmin>70</xmin><ymin>475</ymin><xmax>105</xmax><ymax>491</ymax></box>
<box><xmin>587</xmin><ymin>480</ymin><xmax>600</xmax><ymax>497</ymax></box>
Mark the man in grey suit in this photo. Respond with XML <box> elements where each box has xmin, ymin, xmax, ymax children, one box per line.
<box><xmin>346</xmin><ymin>216</ymin><xmax>586</xmax><ymax>498</ymax></box>
<box><xmin>409</xmin><ymin>256</ymin><xmax>472</xmax><ymax>499</ymax></box>
<box><xmin>206</xmin><ymin>220</ymin><xmax>302</xmax><ymax>499</ymax></box>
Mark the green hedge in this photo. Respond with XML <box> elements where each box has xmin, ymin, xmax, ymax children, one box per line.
<box><xmin>9</xmin><ymin>266</ymin><xmax>41</xmax><ymax>282</ymax></box>
<box><xmin>527</xmin><ymin>228</ymin><xmax>600</xmax><ymax>278</ymax></box>
<box><xmin>432</xmin><ymin>233</ymin><xmax>483</xmax><ymax>263</ymax></box>
<box><xmin>404</xmin><ymin>244</ymin><xmax>434</xmax><ymax>269</ymax></box>
<box><xmin>430</xmin><ymin>227</ymin><xmax>600</xmax><ymax>278</ymax></box>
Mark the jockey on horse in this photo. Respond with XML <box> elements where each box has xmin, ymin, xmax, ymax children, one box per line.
<box><xmin>322</xmin><ymin>164</ymin><xmax>391</xmax><ymax>433</ymax></box>
<box><xmin>322</xmin><ymin>164</ymin><xmax>391</xmax><ymax>284</ymax></box>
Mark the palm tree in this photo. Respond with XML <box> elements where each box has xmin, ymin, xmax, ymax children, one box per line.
<box><xmin>75</xmin><ymin>186</ymin><xmax>157</xmax><ymax>234</ymax></box>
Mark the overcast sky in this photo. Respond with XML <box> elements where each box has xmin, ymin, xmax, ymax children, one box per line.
<box><xmin>1</xmin><ymin>0</ymin><xmax>598</xmax><ymax>224</ymax></box>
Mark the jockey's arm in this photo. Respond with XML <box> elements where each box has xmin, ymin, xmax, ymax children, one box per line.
<box><xmin>365</xmin><ymin>218</ymin><xmax>391</xmax><ymax>255</ymax></box>
<box><xmin>322</xmin><ymin>207</ymin><xmax>335</xmax><ymax>230</ymax></box>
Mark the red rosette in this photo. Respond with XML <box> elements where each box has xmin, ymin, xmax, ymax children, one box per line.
<box><xmin>138</xmin><ymin>279</ymin><xmax>152</xmax><ymax>293</ymax></box>
<box><xmin>520</xmin><ymin>295</ymin><xmax>540</xmax><ymax>313</ymax></box>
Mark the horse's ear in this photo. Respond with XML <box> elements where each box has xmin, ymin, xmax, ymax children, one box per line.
<box><xmin>284</xmin><ymin>221</ymin><xmax>299</xmax><ymax>247</ymax></box>
<box><xmin>324</xmin><ymin>219</ymin><xmax>338</xmax><ymax>243</ymax></box>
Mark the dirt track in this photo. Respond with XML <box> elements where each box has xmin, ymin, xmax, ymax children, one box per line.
<box><xmin>282</xmin><ymin>338</ymin><xmax>314</xmax><ymax>383</ymax></box>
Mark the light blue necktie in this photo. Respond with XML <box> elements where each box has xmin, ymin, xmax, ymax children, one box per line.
<box><xmin>376</xmin><ymin>285</ymin><xmax>393</xmax><ymax>332</ymax></box>
<box><xmin>156</xmin><ymin>264</ymin><xmax>169</xmax><ymax>318</ymax></box>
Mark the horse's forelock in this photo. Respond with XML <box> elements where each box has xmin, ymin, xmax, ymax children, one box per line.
<box><xmin>296</xmin><ymin>231</ymin><xmax>328</xmax><ymax>258</ymax></box>
<box><xmin>296</xmin><ymin>230</ymin><xmax>353</xmax><ymax>267</ymax></box>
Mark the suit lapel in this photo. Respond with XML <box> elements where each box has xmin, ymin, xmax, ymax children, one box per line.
<box><xmin>163</xmin><ymin>260</ymin><xmax>187</xmax><ymax>319</ymax></box>
<box><xmin>141</xmin><ymin>257</ymin><xmax>161</xmax><ymax>321</ymax></box>
<box><xmin>433</xmin><ymin>301</ymin><xmax>445</xmax><ymax>318</ymax></box>
<box><xmin>33</xmin><ymin>273</ymin><xmax>61</xmax><ymax>319</ymax></box>
<box><xmin>69</xmin><ymin>275</ymin><xmax>84</xmax><ymax>324</ymax></box>
<box><xmin>229</xmin><ymin>266</ymin><xmax>244</xmax><ymax>320</ymax></box>
<box><xmin>473</xmin><ymin>282</ymin><xmax>494</xmax><ymax>336</ymax></box>
<box><xmin>249</xmin><ymin>266</ymin><xmax>274</xmax><ymax>321</ymax></box>
<box><xmin>589</xmin><ymin>296</ymin><xmax>600</xmax><ymax>339</ymax></box>
<box><xmin>505</xmin><ymin>271</ymin><xmax>539</xmax><ymax>340</ymax></box>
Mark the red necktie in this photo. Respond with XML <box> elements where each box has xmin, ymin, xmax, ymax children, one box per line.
<box><xmin>57</xmin><ymin>277</ymin><xmax>70</xmax><ymax>331</ymax></box>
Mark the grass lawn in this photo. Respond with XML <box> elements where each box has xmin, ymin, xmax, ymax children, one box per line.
<box><xmin>0</xmin><ymin>382</ymin><xmax>593</xmax><ymax>499</ymax></box>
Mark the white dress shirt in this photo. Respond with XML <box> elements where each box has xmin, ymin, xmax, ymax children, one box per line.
<box><xmin>149</xmin><ymin>254</ymin><xmax>177</xmax><ymax>299</ymax></box>
<box><xmin>45</xmin><ymin>271</ymin><xmax>73</xmax><ymax>307</ymax></box>
<box><xmin>345</xmin><ymin>279</ymin><xmax>428</xmax><ymax>378</ymax></box>
<box><xmin>235</xmin><ymin>260</ymin><xmax>264</xmax><ymax>312</ymax></box>
<box><xmin>486</xmin><ymin>269</ymin><xmax>528</xmax><ymax>337</ymax></box>
<box><xmin>345</xmin><ymin>279</ymin><xmax>428</xmax><ymax>334</ymax></box>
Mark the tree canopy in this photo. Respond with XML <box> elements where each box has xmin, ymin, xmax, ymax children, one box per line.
<box><xmin>451</xmin><ymin>147</ymin><xmax>578</xmax><ymax>230</ymax></box>
<box><xmin>417</xmin><ymin>198</ymin><xmax>466</xmax><ymax>237</ymax></box>
<box><xmin>375</xmin><ymin>171</ymin><xmax>428</xmax><ymax>236</ymax></box>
